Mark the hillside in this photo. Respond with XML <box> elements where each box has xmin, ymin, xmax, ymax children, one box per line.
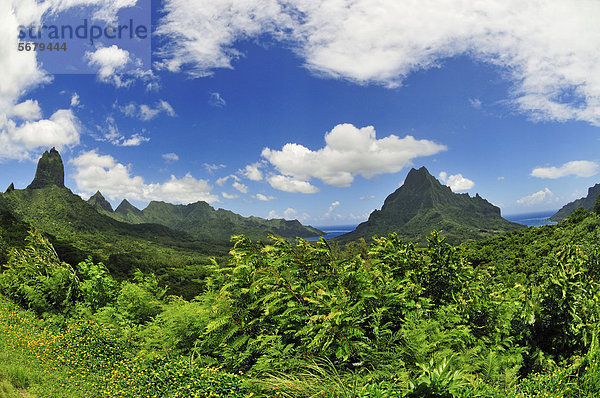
<box><xmin>93</xmin><ymin>193</ymin><xmax>323</xmax><ymax>241</ymax></box>
<box><xmin>550</xmin><ymin>183</ymin><xmax>600</xmax><ymax>221</ymax></box>
<box><xmin>337</xmin><ymin>167</ymin><xmax>523</xmax><ymax>244</ymax></box>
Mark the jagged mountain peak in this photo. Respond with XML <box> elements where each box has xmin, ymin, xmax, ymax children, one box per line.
<box><xmin>27</xmin><ymin>147</ymin><xmax>65</xmax><ymax>190</ymax></box>
<box><xmin>338</xmin><ymin>166</ymin><xmax>521</xmax><ymax>244</ymax></box>
<box><xmin>115</xmin><ymin>199</ymin><xmax>142</xmax><ymax>216</ymax></box>
<box><xmin>88</xmin><ymin>191</ymin><xmax>114</xmax><ymax>213</ymax></box>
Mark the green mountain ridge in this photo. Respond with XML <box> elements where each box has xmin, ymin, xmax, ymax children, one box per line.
<box><xmin>337</xmin><ymin>166</ymin><xmax>523</xmax><ymax>244</ymax></box>
<box><xmin>95</xmin><ymin>193</ymin><xmax>323</xmax><ymax>241</ymax></box>
<box><xmin>550</xmin><ymin>183</ymin><xmax>600</xmax><ymax>221</ymax></box>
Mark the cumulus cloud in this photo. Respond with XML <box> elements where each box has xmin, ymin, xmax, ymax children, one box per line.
<box><xmin>266</xmin><ymin>175</ymin><xmax>320</xmax><ymax>194</ymax></box>
<box><xmin>531</xmin><ymin>161</ymin><xmax>599</xmax><ymax>179</ymax></box>
<box><xmin>157</xmin><ymin>0</ymin><xmax>600</xmax><ymax>126</ymax></box>
<box><xmin>262</xmin><ymin>123</ymin><xmax>446</xmax><ymax>190</ymax></box>
<box><xmin>254</xmin><ymin>193</ymin><xmax>276</xmax><ymax>201</ymax></box>
<box><xmin>0</xmin><ymin>109</ymin><xmax>80</xmax><ymax>161</ymax></box>
<box><xmin>0</xmin><ymin>1</ymin><xmax>147</xmax><ymax>161</ymax></box>
<box><xmin>85</xmin><ymin>45</ymin><xmax>134</xmax><ymax>87</ymax></box>
<box><xmin>162</xmin><ymin>153</ymin><xmax>179</xmax><ymax>162</ymax></box>
<box><xmin>232</xmin><ymin>181</ymin><xmax>248</xmax><ymax>194</ymax></box>
<box><xmin>439</xmin><ymin>172</ymin><xmax>475</xmax><ymax>192</ymax></box>
<box><xmin>10</xmin><ymin>100</ymin><xmax>42</xmax><ymax>121</ymax></box>
<box><xmin>241</xmin><ymin>162</ymin><xmax>263</xmax><ymax>181</ymax></box>
<box><xmin>359</xmin><ymin>195</ymin><xmax>375</xmax><ymax>201</ymax></box>
<box><xmin>517</xmin><ymin>188</ymin><xmax>555</xmax><ymax>206</ymax></box>
<box><xmin>222</xmin><ymin>192</ymin><xmax>239</xmax><ymax>199</ymax></box>
<box><xmin>71</xmin><ymin>150</ymin><xmax>219</xmax><ymax>204</ymax></box>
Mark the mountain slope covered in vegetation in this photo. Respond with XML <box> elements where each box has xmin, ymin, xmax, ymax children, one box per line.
<box><xmin>550</xmin><ymin>183</ymin><xmax>600</xmax><ymax>221</ymax></box>
<box><xmin>338</xmin><ymin>167</ymin><xmax>523</xmax><ymax>244</ymax></box>
<box><xmin>93</xmin><ymin>192</ymin><xmax>323</xmax><ymax>241</ymax></box>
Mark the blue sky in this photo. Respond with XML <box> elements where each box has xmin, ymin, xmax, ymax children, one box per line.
<box><xmin>2</xmin><ymin>0</ymin><xmax>600</xmax><ymax>226</ymax></box>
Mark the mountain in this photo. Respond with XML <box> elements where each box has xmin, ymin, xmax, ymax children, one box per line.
<box><xmin>106</xmin><ymin>198</ymin><xmax>323</xmax><ymax>241</ymax></box>
<box><xmin>550</xmin><ymin>184</ymin><xmax>600</xmax><ymax>221</ymax></box>
<box><xmin>0</xmin><ymin>150</ymin><xmax>233</xmax><ymax>283</ymax></box>
<box><xmin>26</xmin><ymin>147</ymin><xmax>65</xmax><ymax>189</ymax></box>
<box><xmin>88</xmin><ymin>191</ymin><xmax>114</xmax><ymax>213</ymax></box>
<box><xmin>337</xmin><ymin>167</ymin><xmax>523</xmax><ymax>245</ymax></box>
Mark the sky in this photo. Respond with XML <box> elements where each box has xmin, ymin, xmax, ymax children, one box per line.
<box><xmin>1</xmin><ymin>0</ymin><xmax>600</xmax><ymax>226</ymax></box>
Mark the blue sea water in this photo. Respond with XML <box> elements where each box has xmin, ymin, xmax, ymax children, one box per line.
<box><xmin>504</xmin><ymin>210</ymin><xmax>557</xmax><ymax>227</ymax></box>
<box><xmin>306</xmin><ymin>225</ymin><xmax>357</xmax><ymax>241</ymax></box>
<box><xmin>309</xmin><ymin>210</ymin><xmax>558</xmax><ymax>241</ymax></box>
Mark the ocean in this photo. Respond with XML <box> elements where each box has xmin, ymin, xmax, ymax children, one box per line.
<box><xmin>504</xmin><ymin>210</ymin><xmax>557</xmax><ymax>227</ymax></box>
<box><xmin>309</xmin><ymin>210</ymin><xmax>558</xmax><ymax>240</ymax></box>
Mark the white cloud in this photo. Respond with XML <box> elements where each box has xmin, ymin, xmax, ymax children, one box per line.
<box><xmin>517</xmin><ymin>188</ymin><xmax>555</xmax><ymax>206</ymax></box>
<box><xmin>118</xmin><ymin>133</ymin><xmax>150</xmax><ymax>147</ymax></box>
<box><xmin>359</xmin><ymin>195</ymin><xmax>375</xmax><ymax>201</ymax></box>
<box><xmin>85</xmin><ymin>45</ymin><xmax>133</xmax><ymax>87</ymax></box>
<box><xmin>10</xmin><ymin>100</ymin><xmax>42</xmax><ymax>121</ymax></box>
<box><xmin>439</xmin><ymin>172</ymin><xmax>475</xmax><ymax>192</ymax></box>
<box><xmin>262</xmin><ymin>124</ymin><xmax>446</xmax><ymax>189</ymax></box>
<box><xmin>209</xmin><ymin>92</ymin><xmax>227</xmax><ymax>107</ymax></box>
<box><xmin>204</xmin><ymin>163</ymin><xmax>226</xmax><ymax>174</ymax></box>
<box><xmin>283</xmin><ymin>207</ymin><xmax>298</xmax><ymax>220</ymax></box>
<box><xmin>162</xmin><ymin>153</ymin><xmax>179</xmax><ymax>162</ymax></box>
<box><xmin>156</xmin><ymin>0</ymin><xmax>290</xmax><ymax>76</ymax></box>
<box><xmin>267</xmin><ymin>210</ymin><xmax>279</xmax><ymax>219</ymax></box>
<box><xmin>118</xmin><ymin>100</ymin><xmax>176</xmax><ymax>121</ymax></box>
<box><xmin>232</xmin><ymin>181</ymin><xmax>248</xmax><ymax>194</ymax></box>
<box><xmin>94</xmin><ymin>117</ymin><xmax>150</xmax><ymax>147</ymax></box>
<box><xmin>497</xmin><ymin>176</ymin><xmax>505</xmax><ymax>181</ymax></box>
<box><xmin>531</xmin><ymin>160</ymin><xmax>599</xmax><ymax>179</ymax></box>
<box><xmin>216</xmin><ymin>174</ymin><xmax>240</xmax><ymax>186</ymax></box>
<box><xmin>222</xmin><ymin>192</ymin><xmax>239</xmax><ymax>199</ymax></box>
<box><xmin>324</xmin><ymin>201</ymin><xmax>340</xmax><ymax>218</ymax></box>
<box><xmin>266</xmin><ymin>175</ymin><xmax>320</xmax><ymax>194</ymax></box>
<box><xmin>0</xmin><ymin>109</ymin><xmax>80</xmax><ymax>161</ymax></box>
<box><xmin>71</xmin><ymin>150</ymin><xmax>219</xmax><ymax>204</ymax></box>
<box><xmin>255</xmin><ymin>193</ymin><xmax>276</xmax><ymax>201</ymax></box>
<box><xmin>157</xmin><ymin>0</ymin><xmax>600</xmax><ymax>126</ymax></box>
<box><xmin>241</xmin><ymin>162</ymin><xmax>263</xmax><ymax>181</ymax></box>
<box><xmin>70</xmin><ymin>93</ymin><xmax>80</xmax><ymax>107</ymax></box>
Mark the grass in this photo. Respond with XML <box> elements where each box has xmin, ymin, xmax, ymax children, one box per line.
<box><xmin>0</xmin><ymin>297</ymin><xmax>251</xmax><ymax>397</ymax></box>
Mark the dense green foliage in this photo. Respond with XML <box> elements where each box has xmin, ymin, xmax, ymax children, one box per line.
<box><xmin>338</xmin><ymin>167</ymin><xmax>523</xmax><ymax>245</ymax></box>
<box><xmin>0</xmin><ymin>186</ymin><xmax>227</xmax><ymax>298</ymax></box>
<box><xmin>3</xmin><ymin>207</ymin><xmax>600</xmax><ymax>396</ymax></box>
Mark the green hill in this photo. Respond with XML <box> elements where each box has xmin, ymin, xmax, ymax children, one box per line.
<box><xmin>550</xmin><ymin>183</ymin><xmax>600</xmax><ymax>221</ymax></box>
<box><xmin>337</xmin><ymin>167</ymin><xmax>523</xmax><ymax>245</ymax></box>
<box><xmin>94</xmin><ymin>193</ymin><xmax>323</xmax><ymax>241</ymax></box>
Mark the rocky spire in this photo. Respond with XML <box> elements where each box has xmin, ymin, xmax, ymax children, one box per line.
<box><xmin>26</xmin><ymin>147</ymin><xmax>65</xmax><ymax>189</ymax></box>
